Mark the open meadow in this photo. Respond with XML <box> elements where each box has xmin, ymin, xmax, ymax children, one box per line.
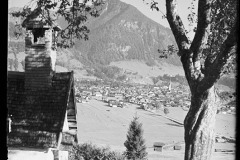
<box><xmin>77</xmin><ymin>98</ymin><xmax>236</xmax><ymax>160</ymax></box>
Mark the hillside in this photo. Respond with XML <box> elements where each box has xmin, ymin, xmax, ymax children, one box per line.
<box><xmin>70</xmin><ymin>0</ymin><xmax>180</xmax><ymax>66</ymax></box>
<box><xmin>7</xmin><ymin>0</ymin><xmax>236</xmax><ymax>91</ymax></box>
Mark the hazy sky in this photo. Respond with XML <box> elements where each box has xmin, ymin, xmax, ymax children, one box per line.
<box><xmin>8</xmin><ymin>0</ymin><xmax>197</xmax><ymax>39</ymax></box>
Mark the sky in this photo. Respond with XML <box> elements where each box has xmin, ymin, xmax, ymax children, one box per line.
<box><xmin>8</xmin><ymin>0</ymin><xmax>197</xmax><ymax>39</ymax></box>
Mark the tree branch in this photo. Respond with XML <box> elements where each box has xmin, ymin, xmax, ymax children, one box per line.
<box><xmin>166</xmin><ymin>0</ymin><xmax>190</xmax><ymax>52</ymax></box>
<box><xmin>198</xmin><ymin>22</ymin><xmax>237</xmax><ymax>91</ymax></box>
<box><xmin>166</xmin><ymin>0</ymin><xmax>204</xmax><ymax>88</ymax></box>
<box><xmin>211</xmin><ymin>22</ymin><xmax>237</xmax><ymax>75</ymax></box>
<box><xmin>190</xmin><ymin>0</ymin><xmax>213</xmax><ymax>62</ymax></box>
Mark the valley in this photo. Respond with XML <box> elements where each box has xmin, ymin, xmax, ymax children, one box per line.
<box><xmin>7</xmin><ymin>0</ymin><xmax>236</xmax><ymax>159</ymax></box>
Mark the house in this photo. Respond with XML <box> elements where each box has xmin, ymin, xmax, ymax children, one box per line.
<box><xmin>7</xmin><ymin>16</ymin><xmax>77</xmax><ymax>160</ymax></box>
<box><xmin>153</xmin><ymin>86</ymin><xmax>160</xmax><ymax>90</ymax></box>
<box><xmin>95</xmin><ymin>91</ymin><xmax>102</xmax><ymax>97</ymax></box>
<box><xmin>115</xmin><ymin>93</ymin><xmax>123</xmax><ymax>99</ymax></box>
<box><xmin>108</xmin><ymin>100</ymin><xmax>118</xmax><ymax>107</ymax></box>
<box><xmin>108</xmin><ymin>92</ymin><xmax>115</xmax><ymax>97</ymax></box>
<box><xmin>174</xmin><ymin>145</ymin><xmax>182</xmax><ymax>150</ymax></box>
<box><xmin>153</xmin><ymin>142</ymin><xmax>165</xmax><ymax>152</ymax></box>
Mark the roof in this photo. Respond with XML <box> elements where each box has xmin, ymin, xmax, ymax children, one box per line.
<box><xmin>7</xmin><ymin>71</ymin><xmax>76</xmax><ymax>149</ymax></box>
<box><xmin>153</xmin><ymin>142</ymin><xmax>165</xmax><ymax>147</ymax></box>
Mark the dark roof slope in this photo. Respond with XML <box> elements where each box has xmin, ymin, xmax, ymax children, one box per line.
<box><xmin>7</xmin><ymin>71</ymin><xmax>75</xmax><ymax>148</ymax></box>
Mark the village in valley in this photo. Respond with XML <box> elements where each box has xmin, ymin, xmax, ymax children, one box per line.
<box><xmin>74</xmin><ymin>79</ymin><xmax>236</xmax><ymax>116</ymax></box>
<box><xmin>76</xmin><ymin>79</ymin><xmax>191</xmax><ymax>108</ymax></box>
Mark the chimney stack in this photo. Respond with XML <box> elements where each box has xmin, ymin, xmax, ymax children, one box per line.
<box><xmin>24</xmin><ymin>17</ymin><xmax>61</xmax><ymax>90</ymax></box>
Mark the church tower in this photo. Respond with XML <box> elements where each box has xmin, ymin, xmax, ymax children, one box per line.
<box><xmin>168</xmin><ymin>76</ymin><xmax>172</xmax><ymax>92</ymax></box>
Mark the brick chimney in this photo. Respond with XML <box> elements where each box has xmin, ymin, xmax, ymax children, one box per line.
<box><xmin>24</xmin><ymin>18</ymin><xmax>60</xmax><ymax>89</ymax></box>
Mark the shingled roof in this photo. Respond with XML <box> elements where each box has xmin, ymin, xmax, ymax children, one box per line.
<box><xmin>7</xmin><ymin>71</ymin><xmax>76</xmax><ymax>149</ymax></box>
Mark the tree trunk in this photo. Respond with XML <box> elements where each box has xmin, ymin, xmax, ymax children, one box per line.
<box><xmin>184</xmin><ymin>86</ymin><xmax>218</xmax><ymax>160</ymax></box>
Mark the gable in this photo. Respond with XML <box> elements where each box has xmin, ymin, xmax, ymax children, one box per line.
<box><xmin>7</xmin><ymin>71</ymin><xmax>77</xmax><ymax>149</ymax></box>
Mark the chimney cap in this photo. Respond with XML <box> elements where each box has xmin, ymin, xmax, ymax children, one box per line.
<box><xmin>23</xmin><ymin>18</ymin><xmax>61</xmax><ymax>31</ymax></box>
<box><xmin>22</xmin><ymin>9</ymin><xmax>61</xmax><ymax>31</ymax></box>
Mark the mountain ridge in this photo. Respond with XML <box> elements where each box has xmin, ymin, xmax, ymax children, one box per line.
<box><xmin>7</xmin><ymin>0</ymin><xmax>236</xmax><ymax>90</ymax></box>
<box><xmin>69</xmin><ymin>0</ymin><xmax>180</xmax><ymax>66</ymax></box>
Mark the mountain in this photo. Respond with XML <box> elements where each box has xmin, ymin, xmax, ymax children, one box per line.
<box><xmin>8</xmin><ymin>0</ymin><xmax>181</xmax><ymax>68</ymax></box>
<box><xmin>68</xmin><ymin>0</ymin><xmax>180</xmax><ymax>66</ymax></box>
<box><xmin>7</xmin><ymin>0</ymin><xmax>236</xmax><ymax>91</ymax></box>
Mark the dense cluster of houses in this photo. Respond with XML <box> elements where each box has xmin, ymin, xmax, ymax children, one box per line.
<box><xmin>74</xmin><ymin>80</ymin><xmax>236</xmax><ymax>115</ymax></box>
<box><xmin>74</xmin><ymin>80</ymin><xmax>192</xmax><ymax>110</ymax></box>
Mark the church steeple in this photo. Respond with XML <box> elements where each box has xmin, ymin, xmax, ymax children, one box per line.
<box><xmin>168</xmin><ymin>76</ymin><xmax>172</xmax><ymax>92</ymax></box>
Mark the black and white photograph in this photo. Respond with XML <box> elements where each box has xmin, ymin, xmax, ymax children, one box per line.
<box><xmin>7</xmin><ymin>0</ymin><xmax>237</xmax><ymax>159</ymax></box>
